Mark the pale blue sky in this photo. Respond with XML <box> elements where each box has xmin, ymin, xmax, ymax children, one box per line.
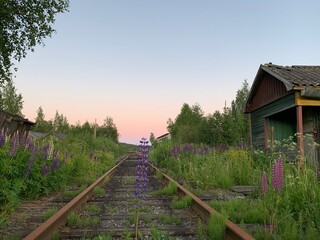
<box><xmin>14</xmin><ymin>0</ymin><xmax>320</xmax><ymax>144</ymax></box>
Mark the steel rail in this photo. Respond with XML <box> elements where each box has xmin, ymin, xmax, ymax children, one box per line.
<box><xmin>23</xmin><ymin>155</ymin><xmax>129</xmax><ymax>240</ymax></box>
<box><xmin>149</xmin><ymin>163</ymin><xmax>255</xmax><ymax>240</ymax></box>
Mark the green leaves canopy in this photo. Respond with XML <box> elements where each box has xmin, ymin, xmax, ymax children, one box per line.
<box><xmin>0</xmin><ymin>0</ymin><xmax>69</xmax><ymax>83</ymax></box>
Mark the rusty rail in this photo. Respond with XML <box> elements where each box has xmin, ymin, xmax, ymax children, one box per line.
<box><xmin>23</xmin><ymin>156</ymin><xmax>129</xmax><ymax>240</ymax></box>
<box><xmin>149</xmin><ymin>163</ymin><xmax>255</xmax><ymax>240</ymax></box>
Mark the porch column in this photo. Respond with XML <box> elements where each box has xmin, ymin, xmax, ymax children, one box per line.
<box><xmin>296</xmin><ymin>105</ymin><xmax>304</xmax><ymax>169</ymax></box>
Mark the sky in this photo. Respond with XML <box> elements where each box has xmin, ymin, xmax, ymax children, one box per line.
<box><xmin>13</xmin><ymin>0</ymin><xmax>320</xmax><ymax>144</ymax></box>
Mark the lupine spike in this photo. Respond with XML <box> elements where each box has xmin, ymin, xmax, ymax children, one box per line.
<box><xmin>134</xmin><ymin>137</ymin><xmax>150</xmax><ymax>199</ymax></box>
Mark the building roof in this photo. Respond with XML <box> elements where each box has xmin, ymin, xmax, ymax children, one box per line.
<box><xmin>156</xmin><ymin>133</ymin><xmax>170</xmax><ymax>140</ymax></box>
<box><xmin>261</xmin><ymin>63</ymin><xmax>320</xmax><ymax>90</ymax></box>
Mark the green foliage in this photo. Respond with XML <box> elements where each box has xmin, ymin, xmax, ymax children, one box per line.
<box><xmin>63</xmin><ymin>185</ymin><xmax>87</xmax><ymax>199</ymax></box>
<box><xmin>171</xmin><ymin>195</ymin><xmax>193</xmax><ymax>209</ymax></box>
<box><xmin>150</xmin><ymin>225</ymin><xmax>170</xmax><ymax>240</ymax></box>
<box><xmin>167</xmin><ymin>103</ymin><xmax>203</xmax><ymax>143</ymax></box>
<box><xmin>66</xmin><ymin>212</ymin><xmax>100</xmax><ymax>227</ymax></box>
<box><xmin>84</xmin><ymin>203</ymin><xmax>100</xmax><ymax>214</ymax></box>
<box><xmin>43</xmin><ymin>207</ymin><xmax>58</xmax><ymax>221</ymax></box>
<box><xmin>208</xmin><ymin>213</ymin><xmax>226</xmax><ymax>240</ymax></box>
<box><xmin>151</xmin><ymin>143</ymin><xmax>258</xmax><ymax>190</ymax></box>
<box><xmin>93</xmin><ymin>186</ymin><xmax>105</xmax><ymax>197</ymax></box>
<box><xmin>208</xmin><ymin>199</ymin><xmax>267</xmax><ymax>224</ymax></box>
<box><xmin>153</xmin><ymin>182</ymin><xmax>178</xmax><ymax>196</ymax></box>
<box><xmin>0</xmin><ymin>79</ymin><xmax>23</xmax><ymax>116</ymax></box>
<box><xmin>96</xmin><ymin>116</ymin><xmax>119</xmax><ymax>142</ymax></box>
<box><xmin>0</xmin><ymin>122</ymin><xmax>127</xmax><ymax>218</ymax></box>
<box><xmin>166</xmin><ymin>80</ymin><xmax>250</xmax><ymax>146</ymax></box>
<box><xmin>0</xmin><ymin>0</ymin><xmax>69</xmax><ymax>82</ymax></box>
<box><xmin>156</xmin><ymin>213</ymin><xmax>181</xmax><ymax>224</ymax></box>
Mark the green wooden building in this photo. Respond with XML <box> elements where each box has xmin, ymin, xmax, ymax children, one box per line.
<box><xmin>245</xmin><ymin>63</ymin><xmax>320</xmax><ymax>166</ymax></box>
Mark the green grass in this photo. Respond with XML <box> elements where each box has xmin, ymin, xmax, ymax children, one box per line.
<box><xmin>63</xmin><ymin>185</ymin><xmax>87</xmax><ymax>199</ymax></box>
<box><xmin>171</xmin><ymin>195</ymin><xmax>193</xmax><ymax>209</ymax></box>
<box><xmin>153</xmin><ymin>182</ymin><xmax>178</xmax><ymax>196</ymax></box>
<box><xmin>156</xmin><ymin>213</ymin><xmax>181</xmax><ymax>224</ymax></box>
<box><xmin>66</xmin><ymin>212</ymin><xmax>100</xmax><ymax>227</ymax></box>
<box><xmin>208</xmin><ymin>199</ymin><xmax>267</xmax><ymax>224</ymax></box>
<box><xmin>93</xmin><ymin>186</ymin><xmax>105</xmax><ymax>197</ymax></box>
<box><xmin>122</xmin><ymin>176</ymin><xmax>136</xmax><ymax>184</ymax></box>
<box><xmin>43</xmin><ymin>207</ymin><xmax>58</xmax><ymax>220</ymax></box>
<box><xmin>84</xmin><ymin>203</ymin><xmax>100</xmax><ymax>214</ymax></box>
<box><xmin>104</xmin><ymin>204</ymin><xmax>118</xmax><ymax>214</ymax></box>
<box><xmin>208</xmin><ymin>213</ymin><xmax>226</xmax><ymax>240</ymax></box>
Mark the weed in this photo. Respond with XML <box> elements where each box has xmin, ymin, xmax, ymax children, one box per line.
<box><xmin>208</xmin><ymin>213</ymin><xmax>226</xmax><ymax>240</ymax></box>
<box><xmin>197</xmin><ymin>220</ymin><xmax>208</xmax><ymax>240</ymax></box>
<box><xmin>153</xmin><ymin>182</ymin><xmax>177</xmax><ymax>196</ymax></box>
<box><xmin>51</xmin><ymin>230</ymin><xmax>60</xmax><ymax>240</ymax></box>
<box><xmin>93</xmin><ymin>234</ymin><xmax>113</xmax><ymax>240</ymax></box>
<box><xmin>171</xmin><ymin>195</ymin><xmax>193</xmax><ymax>209</ymax></box>
<box><xmin>93</xmin><ymin>186</ymin><xmax>105</xmax><ymax>197</ymax></box>
<box><xmin>66</xmin><ymin>212</ymin><xmax>100</xmax><ymax>227</ymax></box>
<box><xmin>104</xmin><ymin>204</ymin><xmax>118</xmax><ymax>214</ymax></box>
<box><xmin>63</xmin><ymin>185</ymin><xmax>87</xmax><ymax>199</ymax></box>
<box><xmin>1</xmin><ymin>233</ymin><xmax>22</xmax><ymax>240</ymax></box>
<box><xmin>84</xmin><ymin>203</ymin><xmax>100</xmax><ymax>214</ymax></box>
<box><xmin>150</xmin><ymin>225</ymin><xmax>170</xmax><ymax>239</ymax></box>
<box><xmin>156</xmin><ymin>213</ymin><xmax>181</xmax><ymax>224</ymax></box>
<box><xmin>43</xmin><ymin>207</ymin><xmax>58</xmax><ymax>220</ymax></box>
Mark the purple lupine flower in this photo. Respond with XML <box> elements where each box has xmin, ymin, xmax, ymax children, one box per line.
<box><xmin>134</xmin><ymin>138</ymin><xmax>150</xmax><ymax>199</ymax></box>
<box><xmin>272</xmin><ymin>156</ymin><xmax>284</xmax><ymax>193</ymax></box>
<box><xmin>277</xmin><ymin>157</ymin><xmax>284</xmax><ymax>189</ymax></box>
<box><xmin>41</xmin><ymin>165</ymin><xmax>50</xmax><ymax>176</ymax></box>
<box><xmin>0</xmin><ymin>130</ymin><xmax>5</xmax><ymax>148</ymax></box>
<box><xmin>183</xmin><ymin>143</ymin><xmax>195</xmax><ymax>153</ymax></box>
<box><xmin>24</xmin><ymin>147</ymin><xmax>38</xmax><ymax>178</ymax></box>
<box><xmin>261</xmin><ymin>172</ymin><xmax>268</xmax><ymax>195</ymax></box>
<box><xmin>215</xmin><ymin>144</ymin><xmax>229</xmax><ymax>152</ymax></box>
<box><xmin>24</xmin><ymin>137</ymin><xmax>35</xmax><ymax>151</ymax></box>
<box><xmin>52</xmin><ymin>152</ymin><xmax>60</xmax><ymax>170</ymax></box>
<box><xmin>171</xmin><ymin>145</ymin><xmax>180</xmax><ymax>158</ymax></box>
<box><xmin>10</xmin><ymin>133</ymin><xmax>19</xmax><ymax>157</ymax></box>
<box><xmin>42</xmin><ymin>144</ymin><xmax>50</xmax><ymax>160</ymax></box>
<box><xmin>203</xmin><ymin>145</ymin><xmax>210</xmax><ymax>154</ymax></box>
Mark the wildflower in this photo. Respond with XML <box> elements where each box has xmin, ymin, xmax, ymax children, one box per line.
<box><xmin>261</xmin><ymin>172</ymin><xmax>268</xmax><ymax>195</ymax></box>
<box><xmin>10</xmin><ymin>133</ymin><xmax>19</xmax><ymax>157</ymax></box>
<box><xmin>171</xmin><ymin>145</ymin><xmax>180</xmax><ymax>158</ymax></box>
<box><xmin>24</xmin><ymin>147</ymin><xmax>38</xmax><ymax>178</ymax></box>
<box><xmin>24</xmin><ymin>137</ymin><xmax>35</xmax><ymax>151</ymax></box>
<box><xmin>272</xmin><ymin>156</ymin><xmax>284</xmax><ymax>192</ymax></box>
<box><xmin>134</xmin><ymin>138</ymin><xmax>150</xmax><ymax>199</ymax></box>
<box><xmin>41</xmin><ymin>165</ymin><xmax>50</xmax><ymax>176</ymax></box>
<box><xmin>0</xmin><ymin>130</ymin><xmax>5</xmax><ymax>148</ymax></box>
<box><xmin>52</xmin><ymin>152</ymin><xmax>60</xmax><ymax>170</ymax></box>
<box><xmin>183</xmin><ymin>143</ymin><xmax>194</xmax><ymax>153</ymax></box>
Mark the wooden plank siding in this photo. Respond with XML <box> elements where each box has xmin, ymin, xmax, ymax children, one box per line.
<box><xmin>246</xmin><ymin>73</ymin><xmax>288</xmax><ymax>113</ymax></box>
<box><xmin>250</xmin><ymin>93</ymin><xmax>296</xmax><ymax>149</ymax></box>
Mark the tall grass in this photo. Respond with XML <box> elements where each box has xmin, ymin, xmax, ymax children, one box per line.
<box><xmin>150</xmin><ymin>142</ymin><xmax>259</xmax><ymax>189</ymax></box>
<box><xmin>0</xmin><ymin>130</ymin><xmax>127</xmax><ymax>218</ymax></box>
<box><xmin>150</xmin><ymin>139</ymin><xmax>320</xmax><ymax>239</ymax></box>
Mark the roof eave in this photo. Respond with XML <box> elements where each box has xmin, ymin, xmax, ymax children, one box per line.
<box><xmin>260</xmin><ymin>65</ymin><xmax>294</xmax><ymax>91</ymax></box>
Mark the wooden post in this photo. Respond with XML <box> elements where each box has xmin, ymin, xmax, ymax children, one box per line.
<box><xmin>297</xmin><ymin>105</ymin><xmax>304</xmax><ymax>170</ymax></box>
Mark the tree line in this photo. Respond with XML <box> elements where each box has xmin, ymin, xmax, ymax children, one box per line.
<box><xmin>165</xmin><ymin>80</ymin><xmax>250</xmax><ymax>147</ymax></box>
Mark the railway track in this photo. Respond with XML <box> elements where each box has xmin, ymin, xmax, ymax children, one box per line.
<box><xmin>3</xmin><ymin>154</ymin><xmax>255</xmax><ymax>239</ymax></box>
